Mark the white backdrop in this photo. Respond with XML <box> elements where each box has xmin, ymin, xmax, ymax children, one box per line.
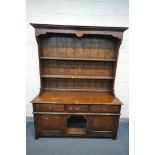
<box><xmin>26</xmin><ymin>0</ymin><xmax>129</xmax><ymax>118</ymax></box>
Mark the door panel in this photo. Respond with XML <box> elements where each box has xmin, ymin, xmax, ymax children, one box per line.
<box><xmin>88</xmin><ymin>116</ymin><xmax>114</xmax><ymax>132</ymax></box>
<box><xmin>37</xmin><ymin>115</ymin><xmax>66</xmax><ymax>132</ymax></box>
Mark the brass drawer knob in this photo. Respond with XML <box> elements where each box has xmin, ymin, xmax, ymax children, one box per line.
<box><xmin>45</xmin><ymin>117</ymin><xmax>48</xmax><ymax>120</ymax></box>
<box><xmin>69</xmin><ymin>106</ymin><xmax>80</xmax><ymax>110</ymax></box>
<box><xmin>75</xmin><ymin>107</ymin><xmax>80</xmax><ymax>110</ymax></box>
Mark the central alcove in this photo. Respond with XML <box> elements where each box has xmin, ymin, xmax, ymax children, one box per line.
<box><xmin>67</xmin><ymin>115</ymin><xmax>87</xmax><ymax>134</ymax></box>
<box><xmin>67</xmin><ymin>115</ymin><xmax>87</xmax><ymax>128</ymax></box>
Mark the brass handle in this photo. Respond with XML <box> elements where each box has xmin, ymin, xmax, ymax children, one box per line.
<box><xmin>69</xmin><ymin>106</ymin><xmax>79</xmax><ymax>110</ymax></box>
<box><xmin>75</xmin><ymin>107</ymin><xmax>80</xmax><ymax>110</ymax></box>
<box><xmin>45</xmin><ymin>117</ymin><xmax>48</xmax><ymax>120</ymax></box>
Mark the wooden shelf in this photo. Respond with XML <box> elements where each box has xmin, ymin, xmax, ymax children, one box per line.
<box><xmin>40</xmin><ymin>57</ymin><xmax>117</xmax><ymax>62</ymax></box>
<box><xmin>32</xmin><ymin>90</ymin><xmax>122</xmax><ymax>105</ymax></box>
<box><xmin>41</xmin><ymin>74</ymin><xmax>115</xmax><ymax>80</ymax></box>
<box><xmin>67</xmin><ymin>128</ymin><xmax>86</xmax><ymax>135</ymax></box>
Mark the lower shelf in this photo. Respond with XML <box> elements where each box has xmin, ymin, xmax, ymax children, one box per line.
<box><xmin>67</xmin><ymin>128</ymin><xmax>86</xmax><ymax>135</ymax></box>
<box><xmin>37</xmin><ymin>130</ymin><xmax>114</xmax><ymax>138</ymax></box>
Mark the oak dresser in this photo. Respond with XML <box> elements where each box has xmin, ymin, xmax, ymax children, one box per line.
<box><xmin>30</xmin><ymin>23</ymin><xmax>127</xmax><ymax>139</ymax></box>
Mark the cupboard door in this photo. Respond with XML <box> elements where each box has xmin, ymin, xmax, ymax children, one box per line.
<box><xmin>37</xmin><ymin>115</ymin><xmax>66</xmax><ymax>132</ymax></box>
<box><xmin>88</xmin><ymin>115</ymin><xmax>114</xmax><ymax>132</ymax></box>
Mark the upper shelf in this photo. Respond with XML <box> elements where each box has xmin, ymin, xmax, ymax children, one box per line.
<box><xmin>41</xmin><ymin>74</ymin><xmax>115</xmax><ymax>80</ymax></box>
<box><xmin>39</xmin><ymin>57</ymin><xmax>117</xmax><ymax>62</ymax></box>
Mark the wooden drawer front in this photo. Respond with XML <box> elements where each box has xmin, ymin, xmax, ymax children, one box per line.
<box><xmin>88</xmin><ymin>116</ymin><xmax>114</xmax><ymax>131</ymax></box>
<box><xmin>89</xmin><ymin>105</ymin><xmax>120</xmax><ymax>113</ymax></box>
<box><xmin>66</xmin><ymin>105</ymin><xmax>88</xmax><ymax>112</ymax></box>
<box><xmin>37</xmin><ymin>115</ymin><xmax>66</xmax><ymax>131</ymax></box>
<box><xmin>35</xmin><ymin>104</ymin><xmax>64</xmax><ymax>112</ymax></box>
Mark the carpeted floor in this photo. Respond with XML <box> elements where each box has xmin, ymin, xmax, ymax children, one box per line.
<box><xmin>26</xmin><ymin>119</ymin><xmax>129</xmax><ymax>155</ymax></box>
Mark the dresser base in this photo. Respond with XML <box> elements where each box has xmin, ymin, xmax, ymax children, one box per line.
<box><xmin>32</xmin><ymin>91</ymin><xmax>122</xmax><ymax>139</ymax></box>
<box><xmin>33</xmin><ymin>113</ymin><xmax>120</xmax><ymax>140</ymax></box>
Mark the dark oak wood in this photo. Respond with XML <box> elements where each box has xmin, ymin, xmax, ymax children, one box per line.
<box><xmin>88</xmin><ymin>115</ymin><xmax>114</xmax><ymax>131</ymax></box>
<box><xmin>37</xmin><ymin>114</ymin><xmax>66</xmax><ymax>132</ymax></box>
<box><xmin>30</xmin><ymin>23</ymin><xmax>127</xmax><ymax>139</ymax></box>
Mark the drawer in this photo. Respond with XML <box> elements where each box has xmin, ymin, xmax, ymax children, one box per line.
<box><xmin>89</xmin><ymin>105</ymin><xmax>120</xmax><ymax>113</ymax></box>
<box><xmin>66</xmin><ymin>105</ymin><xmax>88</xmax><ymax>112</ymax></box>
<box><xmin>35</xmin><ymin>104</ymin><xmax>64</xmax><ymax>112</ymax></box>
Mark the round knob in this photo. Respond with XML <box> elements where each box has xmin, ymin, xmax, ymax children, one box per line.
<box><xmin>45</xmin><ymin>117</ymin><xmax>48</xmax><ymax>120</ymax></box>
<box><xmin>69</xmin><ymin>107</ymin><xmax>72</xmax><ymax>110</ymax></box>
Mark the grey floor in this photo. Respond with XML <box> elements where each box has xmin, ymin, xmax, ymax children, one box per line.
<box><xmin>26</xmin><ymin>120</ymin><xmax>129</xmax><ymax>155</ymax></box>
